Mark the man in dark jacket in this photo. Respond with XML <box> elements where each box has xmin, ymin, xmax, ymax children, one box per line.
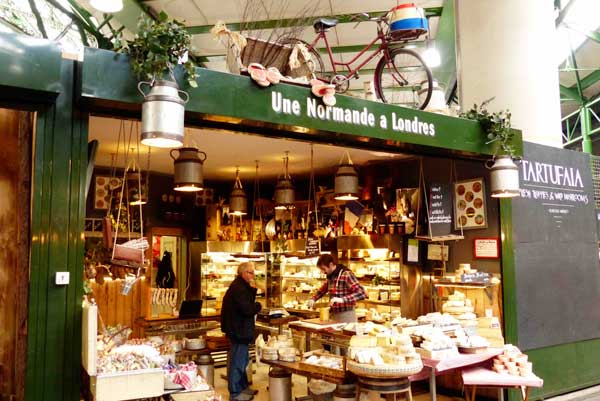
<box><xmin>221</xmin><ymin>262</ymin><xmax>262</xmax><ymax>401</ymax></box>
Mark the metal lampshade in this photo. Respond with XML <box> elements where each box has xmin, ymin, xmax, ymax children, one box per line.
<box><xmin>334</xmin><ymin>163</ymin><xmax>359</xmax><ymax>201</ymax></box>
<box><xmin>139</xmin><ymin>80</ymin><xmax>188</xmax><ymax>148</ymax></box>
<box><xmin>488</xmin><ymin>155</ymin><xmax>520</xmax><ymax>198</ymax></box>
<box><xmin>127</xmin><ymin>172</ymin><xmax>147</xmax><ymax>205</ymax></box>
<box><xmin>171</xmin><ymin>147</ymin><xmax>206</xmax><ymax>192</ymax></box>
<box><xmin>230</xmin><ymin>168</ymin><xmax>247</xmax><ymax>215</ymax></box>
<box><xmin>274</xmin><ymin>153</ymin><xmax>295</xmax><ymax>209</ymax></box>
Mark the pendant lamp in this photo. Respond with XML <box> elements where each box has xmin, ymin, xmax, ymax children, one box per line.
<box><xmin>90</xmin><ymin>0</ymin><xmax>123</xmax><ymax>13</ymax></box>
<box><xmin>334</xmin><ymin>151</ymin><xmax>359</xmax><ymax>201</ymax></box>
<box><xmin>171</xmin><ymin>147</ymin><xmax>207</xmax><ymax>192</ymax></box>
<box><xmin>230</xmin><ymin>167</ymin><xmax>248</xmax><ymax>216</ymax></box>
<box><xmin>274</xmin><ymin>152</ymin><xmax>295</xmax><ymax>209</ymax></box>
<box><xmin>129</xmin><ymin>147</ymin><xmax>151</xmax><ymax>205</ymax></box>
<box><xmin>488</xmin><ymin>155</ymin><xmax>521</xmax><ymax>198</ymax></box>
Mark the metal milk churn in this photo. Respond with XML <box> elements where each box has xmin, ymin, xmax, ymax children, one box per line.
<box><xmin>170</xmin><ymin>147</ymin><xmax>207</xmax><ymax>191</ymax></box>
<box><xmin>138</xmin><ymin>80</ymin><xmax>189</xmax><ymax>148</ymax></box>
<box><xmin>487</xmin><ymin>155</ymin><xmax>521</xmax><ymax>197</ymax></box>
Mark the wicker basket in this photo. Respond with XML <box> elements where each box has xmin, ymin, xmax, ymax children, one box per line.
<box><xmin>346</xmin><ymin>360</ymin><xmax>423</xmax><ymax>378</ymax></box>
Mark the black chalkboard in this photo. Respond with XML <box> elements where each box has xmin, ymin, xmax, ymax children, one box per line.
<box><xmin>512</xmin><ymin>142</ymin><xmax>600</xmax><ymax>350</ymax></box>
<box><xmin>305</xmin><ymin>237</ymin><xmax>320</xmax><ymax>256</ymax></box>
<box><xmin>428</xmin><ymin>183</ymin><xmax>453</xmax><ymax>237</ymax></box>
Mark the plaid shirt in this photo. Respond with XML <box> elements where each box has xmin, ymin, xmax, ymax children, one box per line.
<box><xmin>312</xmin><ymin>265</ymin><xmax>367</xmax><ymax>313</ymax></box>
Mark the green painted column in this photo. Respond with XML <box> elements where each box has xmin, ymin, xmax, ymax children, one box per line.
<box><xmin>581</xmin><ymin>105</ymin><xmax>593</xmax><ymax>154</ymax></box>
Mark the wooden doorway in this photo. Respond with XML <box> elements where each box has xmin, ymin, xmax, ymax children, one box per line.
<box><xmin>0</xmin><ymin>108</ymin><xmax>33</xmax><ymax>401</ymax></box>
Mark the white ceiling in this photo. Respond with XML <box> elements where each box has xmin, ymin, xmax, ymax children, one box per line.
<box><xmin>89</xmin><ymin>116</ymin><xmax>408</xmax><ymax>180</ymax></box>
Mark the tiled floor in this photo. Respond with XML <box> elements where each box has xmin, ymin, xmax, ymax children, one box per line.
<box><xmin>213</xmin><ymin>363</ymin><xmax>463</xmax><ymax>401</ymax></box>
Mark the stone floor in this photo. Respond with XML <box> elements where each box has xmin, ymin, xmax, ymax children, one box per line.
<box><xmin>213</xmin><ymin>362</ymin><xmax>463</xmax><ymax>401</ymax></box>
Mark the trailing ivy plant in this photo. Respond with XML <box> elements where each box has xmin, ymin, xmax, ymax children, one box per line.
<box><xmin>114</xmin><ymin>11</ymin><xmax>198</xmax><ymax>88</ymax></box>
<box><xmin>460</xmin><ymin>97</ymin><xmax>516</xmax><ymax>158</ymax></box>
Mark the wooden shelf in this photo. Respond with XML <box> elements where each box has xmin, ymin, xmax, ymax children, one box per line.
<box><xmin>359</xmin><ymin>299</ymin><xmax>401</xmax><ymax>306</ymax></box>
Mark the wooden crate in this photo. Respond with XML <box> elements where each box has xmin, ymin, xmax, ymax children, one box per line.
<box><xmin>90</xmin><ymin>369</ymin><xmax>164</xmax><ymax>401</ymax></box>
<box><xmin>298</xmin><ymin>350</ymin><xmax>346</xmax><ymax>379</ymax></box>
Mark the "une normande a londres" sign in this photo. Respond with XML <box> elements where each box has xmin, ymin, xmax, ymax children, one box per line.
<box><xmin>271</xmin><ymin>91</ymin><xmax>437</xmax><ymax>137</ymax></box>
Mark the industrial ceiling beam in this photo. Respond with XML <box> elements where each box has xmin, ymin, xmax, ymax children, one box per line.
<box><xmin>185</xmin><ymin>7</ymin><xmax>442</xmax><ymax>35</ymax></box>
<box><xmin>580</xmin><ymin>69</ymin><xmax>600</xmax><ymax>91</ymax></box>
<box><xmin>560</xmin><ymin>84</ymin><xmax>584</xmax><ymax>103</ymax></box>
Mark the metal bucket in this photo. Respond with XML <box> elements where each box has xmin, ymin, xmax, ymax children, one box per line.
<box><xmin>269</xmin><ymin>367</ymin><xmax>291</xmax><ymax>401</ymax></box>
<box><xmin>334</xmin><ymin>163</ymin><xmax>359</xmax><ymax>200</ymax></box>
<box><xmin>171</xmin><ymin>147</ymin><xmax>206</xmax><ymax>191</ymax></box>
<box><xmin>333</xmin><ymin>383</ymin><xmax>356</xmax><ymax>401</ymax></box>
<box><xmin>196</xmin><ymin>354</ymin><xmax>215</xmax><ymax>387</ymax></box>
<box><xmin>487</xmin><ymin>155</ymin><xmax>520</xmax><ymax>197</ymax></box>
<box><xmin>139</xmin><ymin>80</ymin><xmax>189</xmax><ymax>148</ymax></box>
<box><xmin>230</xmin><ymin>186</ymin><xmax>247</xmax><ymax>215</ymax></box>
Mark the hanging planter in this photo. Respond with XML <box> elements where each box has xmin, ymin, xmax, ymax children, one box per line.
<box><xmin>461</xmin><ymin>98</ymin><xmax>521</xmax><ymax>198</ymax></box>
<box><xmin>114</xmin><ymin>12</ymin><xmax>198</xmax><ymax>148</ymax></box>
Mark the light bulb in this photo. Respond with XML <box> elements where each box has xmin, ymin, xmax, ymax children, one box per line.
<box><xmin>423</xmin><ymin>47</ymin><xmax>441</xmax><ymax>68</ymax></box>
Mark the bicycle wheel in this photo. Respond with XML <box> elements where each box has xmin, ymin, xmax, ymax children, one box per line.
<box><xmin>279</xmin><ymin>37</ymin><xmax>325</xmax><ymax>80</ymax></box>
<box><xmin>374</xmin><ymin>48</ymin><xmax>433</xmax><ymax>110</ymax></box>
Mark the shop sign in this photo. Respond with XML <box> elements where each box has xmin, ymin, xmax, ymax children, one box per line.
<box><xmin>271</xmin><ymin>91</ymin><xmax>437</xmax><ymax>138</ymax></box>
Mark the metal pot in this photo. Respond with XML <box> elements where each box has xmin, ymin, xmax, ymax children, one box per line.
<box><xmin>487</xmin><ymin>155</ymin><xmax>520</xmax><ymax>197</ymax></box>
<box><xmin>171</xmin><ymin>147</ymin><xmax>207</xmax><ymax>192</ymax></box>
<box><xmin>139</xmin><ymin>80</ymin><xmax>189</xmax><ymax>148</ymax></box>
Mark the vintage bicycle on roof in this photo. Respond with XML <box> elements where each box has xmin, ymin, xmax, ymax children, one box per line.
<box><xmin>282</xmin><ymin>4</ymin><xmax>434</xmax><ymax>110</ymax></box>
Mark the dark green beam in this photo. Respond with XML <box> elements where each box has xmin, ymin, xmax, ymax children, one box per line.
<box><xmin>186</xmin><ymin>7</ymin><xmax>442</xmax><ymax>35</ymax></box>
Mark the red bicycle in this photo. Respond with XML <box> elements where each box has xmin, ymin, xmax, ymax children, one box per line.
<box><xmin>284</xmin><ymin>12</ymin><xmax>433</xmax><ymax>110</ymax></box>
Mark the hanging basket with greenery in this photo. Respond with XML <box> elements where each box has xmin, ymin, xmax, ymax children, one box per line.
<box><xmin>460</xmin><ymin>97</ymin><xmax>517</xmax><ymax>158</ymax></box>
<box><xmin>114</xmin><ymin>11</ymin><xmax>198</xmax><ymax>88</ymax></box>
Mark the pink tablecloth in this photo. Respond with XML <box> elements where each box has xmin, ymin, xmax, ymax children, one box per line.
<box><xmin>462</xmin><ymin>367</ymin><xmax>544</xmax><ymax>388</ymax></box>
<box><xmin>422</xmin><ymin>348</ymin><xmax>503</xmax><ymax>373</ymax></box>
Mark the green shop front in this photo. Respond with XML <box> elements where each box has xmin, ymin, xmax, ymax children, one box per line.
<box><xmin>1</xmin><ymin>32</ymin><xmax>600</xmax><ymax>401</ymax></box>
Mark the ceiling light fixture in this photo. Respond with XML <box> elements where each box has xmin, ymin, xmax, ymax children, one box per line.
<box><xmin>274</xmin><ymin>151</ymin><xmax>295</xmax><ymax>210</ymax></box>
<box><xmin>334</xmin><ymin>151</ymin><xmax>359</xmax><ymax>201</ymax></box>
<box><xmin>140</xmin><ymin>80</ymin><xmax>186</xmax><ymax>148</ymax></box>
<box><xmin>488</xmin><ymin>155</ymin><xmax>521</xmax><ymax>198</ymax></box>
<box><xmin>90</xmin><ymin>0</ymin><xmax>123</xmax><ymax>13</ymax></box>
<box><xmin>171</xmin><ymin>147</ymin><xmax>206</xmax><ymax>192</ymax></box>
<box><xmin>230</xmin><ymin>167</ymin><xmax>248</xmax><ymax>216</ymax></box>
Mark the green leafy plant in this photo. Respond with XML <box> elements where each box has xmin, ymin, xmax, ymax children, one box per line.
<box><xmin>460</xmin><ymin>97</ymin><xmax>516</xmax><ymax>158</ymax></box>
<box><xmin>114</xmin><ymin>11</ymin><xmax>198</xmax><ymax>88</ymax></box>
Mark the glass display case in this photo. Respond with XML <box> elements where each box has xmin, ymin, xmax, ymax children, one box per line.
<box><xmin>199</xmin><ymin>251</ymin><xmax>267</xmax><ymax>316</ymax></box>
<box><xmin>338</xmin><ymin>234</ymin><xmax>404</xmax><ymax>320</ymax></box>
<box><xmin>279</xmin><ymin>255</ymin><xmax>322</xmax><ymax>309</ymax></box>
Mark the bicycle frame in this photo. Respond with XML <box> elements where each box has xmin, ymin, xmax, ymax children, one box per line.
<box><xmin>307</xmin><ymin>21</ymin><xmax>393</xmax><ymax>81</ymax></box>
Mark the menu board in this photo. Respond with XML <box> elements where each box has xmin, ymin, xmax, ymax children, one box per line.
<box><xmin>428</xmin><ymin>183</ymin><xmax>453</xmax><ymax>237</ymax></box>
<box><xmin>512</xmin><ymin>142</ymin><xmax>600</xmax><ymax>350</ymax></box>
<box><xmin>305</xmin><ymin>237</ymin><xmax>320</xmax><ymax>257</ymax></box>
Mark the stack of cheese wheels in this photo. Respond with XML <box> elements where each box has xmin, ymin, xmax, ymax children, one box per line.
<box><xmin>492</xmin><ymin>345</ymin><xmax>533</xmax><ymax>376</ymax></box>
<box><xmin>442</xmin><ymin>291</ymin><xmax>477</xmax><ymax>329</ymax></box>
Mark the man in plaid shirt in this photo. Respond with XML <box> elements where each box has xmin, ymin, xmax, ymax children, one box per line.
<box><xmin>308</xmin><ymin>254</ymin><xmax>367</xmax><ymax>323</ymax></box>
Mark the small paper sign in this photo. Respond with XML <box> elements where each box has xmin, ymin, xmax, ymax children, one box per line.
<box><xmin>473</xmin><ymin>238</ymin><xmax>499</xmax><ymax>259</ymax></box>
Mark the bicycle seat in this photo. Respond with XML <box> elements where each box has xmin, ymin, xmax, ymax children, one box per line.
<box><xmin>313</xmin><ymin>18</ymin><xmax>338</xmax><ymax>33</ymax></box>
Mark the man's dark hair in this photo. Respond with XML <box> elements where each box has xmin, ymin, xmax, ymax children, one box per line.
<box><xmin>317</xmin><ymin>253</ymin><xmax>336</xmax><ymax>267</ymax></box>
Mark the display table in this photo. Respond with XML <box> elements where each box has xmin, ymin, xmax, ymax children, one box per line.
<box><xmin>288</xmin><ymin>321</ymin><xmax>350</xmax><ymax>352</ymax></box>
<box><xmin>461</xmin><ymin>367</ymin><xmax>543</xmax><ymax>401</ymax></box>
<box><xmin>416</xmin><ymin>348</ymin><xmax>503</xmax><ymax>401</ymax></box>
<box><xmin>261</xmin><ymin>358</ymin><xmax>349</xmax><ymax>384</ymax></box>
<box><xmin>256</xmin><ymin>315</ymin><xmax>300</xmax><ymax>334</ymax></box>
